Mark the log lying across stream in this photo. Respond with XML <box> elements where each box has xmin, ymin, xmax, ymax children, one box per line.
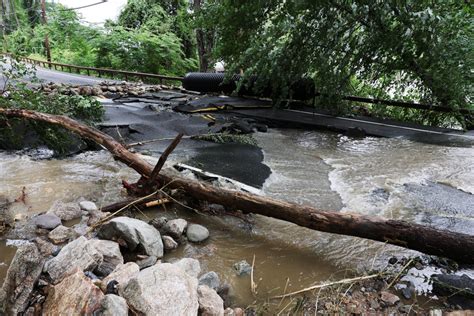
<box><xmin>2</xmin><ymin>108</ymin><xmax>473</xmax><ymax>263</ymax></box>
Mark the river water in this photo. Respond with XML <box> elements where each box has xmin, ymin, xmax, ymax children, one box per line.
<box><xmin>1</xmin><ymin>129</ymin><xmax>473</xmax><ymax>308</ymax></box>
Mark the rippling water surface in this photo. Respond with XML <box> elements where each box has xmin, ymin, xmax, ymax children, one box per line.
<box><xmin>1</xmin><ymin>129</ymin><xmax>473</xmax><ymax>308</ymax></box>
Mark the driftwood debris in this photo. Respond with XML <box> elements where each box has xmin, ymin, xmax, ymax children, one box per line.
<box><xmin>1</xmin><ymin>108</ymin><xmax>474</xmax><ymax>263</ymax></box>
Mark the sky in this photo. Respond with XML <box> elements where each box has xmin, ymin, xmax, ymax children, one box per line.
<box><xmin>54</xmin><ymin>0</ymin><xmax>127</xmax><ymax>25</ymax></box>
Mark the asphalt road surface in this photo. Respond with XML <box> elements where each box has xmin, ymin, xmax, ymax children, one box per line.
<box><xmin>33</xmin><ymin>65</ymin><xmax>107</xmax><ymax>85</ymax></box>
<box><xmin>1</xmin><ymin>61</ymin><xmax>111</xmax><ymax>86</ymax></box>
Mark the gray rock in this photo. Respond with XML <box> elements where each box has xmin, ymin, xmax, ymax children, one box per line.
<box><xmin>233</xmin><ymin>260</ymin><xmax>252</xmax><ymax>276</ymax></box>
<box><xmin>162</xmin><ymin>235</ymin><xmax>178</xmax><ymax>251</ymax></box>
<box><xmin>42</xmin><ymin>267</ymin><xmax>104</xmax><ymax>315</ymax></box>
<box><xmin>72</xmin><ymin>215</ymin><xmax>91</xmax><ymax>236</ymax></box>
<box><xmin>99</xmin><ymin>294</ymin><xmax>128</xmax><ymax>316</ymax></box>
<box><xmin>88</xmin><ymin>239</ymin><xmax>124</xmax><ymax>277</ymax></box>
<box><xmin>98</xmin><ymin>217</ymin><xmax>163</xmax><ymax>258</ymax></box>
<box><xmin>224</xmin><ymin>308</ymin><xmax>235</xmax><ymax>316</ymax></box>
<box><xmin>35</xmin><ymin>213</ymin><xmax>61</xmax><ymax>230</ymax></box>
<box><xmin>0</xmin><ymin>195</ymin><xmax>13</xmax><ymax>228</ymax></box>
<box><xmin>136</xmin><ymin>255</ymin><xmax>158</xmax><ymax>270</ymax></box>
<box><xmin>199</xmin><ymin>271</ymin><xmax>221</xmax><ymax>291</ymax></box>
<box><xmin>369</xmin><ymin>299</ymin><xmax>380</xmax><ymax>310</ymax></box>
<box><xmin>401</xmin><ymin>284</ymin><xmax>415</xmax><ymax>300</ymax></box>
<box><xmin>198</xmin><ymin>285</ymin><xmax>224</xmax><ymax>316</ymax></box>
<box><xmin>35</xmin><ymin>237</ymin><xmax>58</xmax><ymax>256</ymax></box>
<box><xmin>44</xmin><ymin>236</ymin><xmax>103</xmax><ymax>284</ymax></box>
<box><xmin>122</xmin><ymin>263</ymin><xmax>199</xmax><ymax>315</ymax></box>
<box><xmin>48</xmin><ymin>225</ymin><xmax>77</xmax><ymax>244</ymax></box>
<box><xmin>380</xmin><ymin>291</ymin><xmax>400</xmax><ymax>306</ymax></box>
<box><xmin>79</xmin><ymin>201</ymin><xmax>98</xmax><ymax>213</ymax></box>
<box><xmin>186</xmin><ymin>224</ymin><xmax>210</xmax><ymax>242</ymax></box>
<box><xmin>79</xmin><ymin>201</ymin><xmax>108</xmax><ymax>226</ymax></box>
<box><xmin>432</xmin><ymin>274</ymin><xmax>474</xmax><ymax>309</ymax></box>
<box><xmin>48</xmin><ymin>201</ymin><xmax>82</xmax><ymax>221</ymax></box>
<box><xmin>150</xmin><ymin>217</ymin><xmax>168</xmax><ymax>230</ymax></box>
<box><xmin>174</xmin><ymin>258</ymin><xmax>201</xmax><ymax>278</ymax></box>
<box><xmin>429</xmin><ymin>310</ymin><xmax>443</xmax><ymax>316</ymax></box>
<box><xmin>0</xmin><ymin>243</ymin><xmax>45</xmax><ymax>315</ymax></box>
<box><xmin>100</xmin><ymin>262</ymin><xmax>140</xmax><ymax>293</ymax></box>
<box><xmin>163</xmin><ymin>218</ymin><xmax>187</xmax><ymax>239</ymax></box>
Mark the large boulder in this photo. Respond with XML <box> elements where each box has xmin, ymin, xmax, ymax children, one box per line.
<box><xmin>0</xmin><ymin>195</ymin><xmax>13</xmax><ymax>229</ymax></box>
<box><xmin>43</xmin><ymin>236</ymin><xmax>103</xmax><ymax>284</ymax></box>
<box><xmin>100</xmin><ymin>262</ymin><xmax>140</xmax><ymax>293</ymax></box>
<box><xmin>173</xmin><ymin>258</ymin><xmax>201</xmax><ymax>278</ymax></box>
<box><xmin>35</xmin><ymin>237</ymin><xmax>57</xmax><ymax>257</ymax></box>
<box><xmin>48</xmin><ymin>201</ymin><xmax>82</xmax><ymax>221</ymax></box>
<box><xmin>99</xmin><ymin>294</ymin><xmax>128</xmax><ymax>316</ymax></box>
<box><xmin>198</xmin><ymin>285</ymin><xmax>225</xmax><ymax>316</ymax></box>
<box><xmin>89</xmin><ymin>239</ymin><xmax>124</xmax><ymax>276</ymax></box>
<box><xmin>98</xmin><ymin>217</ymin><xmax>163</xmax><ymax>258</ymax></box>
<box><xmin>0</xmin><ymin>243</ymin><xmax>45</xmax><ymax>315</ymax></box>
<box><xmin>122</xmin><ymin>263</ymin><xmax>199</xmax><ymax>315</ymax></box>
<box><xmin>42</xmin><ymin>267</ymin><xmax>104</xmax><ymax>315</ymax></box>
<box><xmin>432</xmin><ymin>274</ymin><xmax>474</xmax><ymax>309</ymax></box>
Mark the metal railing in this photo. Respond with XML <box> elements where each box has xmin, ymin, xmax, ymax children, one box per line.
<box><xmin>20</xmin><ymin>56</ymin><xmax>184</xmax><ymax>85</ymax></box>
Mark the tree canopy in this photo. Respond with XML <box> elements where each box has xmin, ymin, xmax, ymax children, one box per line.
<box><xmin>1</xmin><ymin>0</ymin><xmax>472</xmax><ymax>127</ymax></box>
<box><xmin>1</xmin><ymin>0</ymin><xmax>198</xmax><ymax>75</ymax></box>
<box><xmin>201</xmin><ymin>1</ymin><xmax>473</xmax><ymax>125</ymax></box>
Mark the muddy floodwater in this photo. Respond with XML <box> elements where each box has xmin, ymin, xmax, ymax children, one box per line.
<box><xmin>1</xmin><ymin>129</ymin><xmax>473</xmax><ymax>308</ymax></box>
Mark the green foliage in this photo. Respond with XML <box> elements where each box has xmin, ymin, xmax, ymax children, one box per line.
<box><xmin>0</xmin><ymin>57</ymin><xmax>104</xmax><ymax>153</ymax></box>
<box><xmin>201</xmin><ymin>1</ymin><xmax>473</xmax><ymax>127</ymax></box>
<box><xmin>4</xmin><ymin>1</ymin><xmax>197</xmax><ymax>76</ymax></box>
<box><xmin>192</xmin><ymin>132</ymin><xmax>257</xmax><ymax>146</ymax></box>
<box><xmin>118</xmin><ymin>0</ymin><xmax>172</xmax><ymax>32</ymax></box>
<box><xmin>117</xmin><ymin>0</ymin><xmax>197</xmax><ymax>59</ymax></box>
<box><xmin>93</xmin><ymin>26</ymin><xmax>197</xmax><ymax>75</ymax></box>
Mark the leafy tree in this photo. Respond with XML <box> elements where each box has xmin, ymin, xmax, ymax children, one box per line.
<box><xmin>118</xmin><ymin>0</ymin><xmax>196</xmax><ymax>59</ymax></box>
<box><xmin>202</xmin><ymin>1</ymin><xmax>473</xmax><ymax>127</ymax></box>
<box><xmin>4</xmin><ymin>1</ymin><xmax>197</xmax><ymax>76</ymax></box>
<box><xmin>0</xmin><ymin>56</ymin><xmax>104</xmax><ymax>154</ymax></box>
<box><xmin>93</xmin><ymin>25</ymin><xmax>197</xmax><ymax>75</ymax></box>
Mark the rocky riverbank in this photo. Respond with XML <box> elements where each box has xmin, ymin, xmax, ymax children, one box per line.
<box><xmin>0</xmin><ymin>200</ymin><xmax>239</xmax><ymax>315</ymax></box>
<box><xmin>1</xmin><ymin>197</ymin><xmax>473</xmax><ymax>315</ymax></box>
<box><xmin>35</xmin><ymin>81</ymin><xmax>174</xmax><ymax>99</ymax></box>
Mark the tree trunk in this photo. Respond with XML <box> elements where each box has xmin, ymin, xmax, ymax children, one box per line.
<box><xmin>193</xmin><ymin>0</ymin><xmax>214</xmax><ymax>72</ymax></box>
<box><xmin>1</xmin><ymin>108</ymin><xmax>473</xmax><ymax>263</ymax></box>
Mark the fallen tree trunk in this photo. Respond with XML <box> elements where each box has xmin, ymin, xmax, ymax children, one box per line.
<box><xmin>2</xmin><ymin>108</ymin><xmax>473</xmax><ymax>263</ymax></box>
